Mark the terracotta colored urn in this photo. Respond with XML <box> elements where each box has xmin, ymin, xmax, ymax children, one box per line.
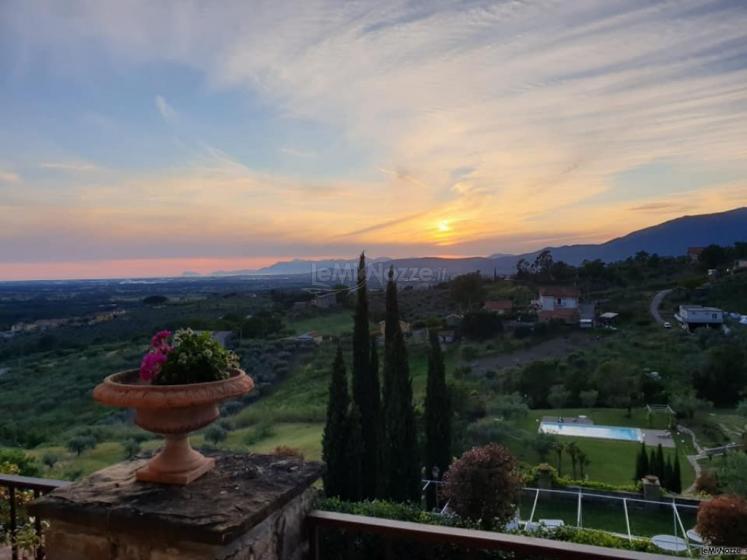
<box><xmin>93</xmin><ymin>369</ymin><xmax>253</xmax><ymax>484</ymax></box>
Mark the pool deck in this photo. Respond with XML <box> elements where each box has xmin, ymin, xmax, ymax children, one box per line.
<box><xmin>641</xmin><ymin>429</ymin><xmax>675</xmax><ymax>448</ymax></box>
<box><xmin>541</xmin><ymin>415</ymin><xmax>594</xmax><ymax>425</ymax></box>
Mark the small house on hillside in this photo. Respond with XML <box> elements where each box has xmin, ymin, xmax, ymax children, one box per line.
<box><xmin>534</xmin><ymin>286</ymin><xmax>580</xmax><ymax>323</ymax></box>
<box><xmin>678</xmin><ymin>305</ymin><xmax>724</xmax><ymax>331</ymax></box>
<box><xmin>484</xmin><ymin>300</ymin><xmax>513</xmax><ymax>315</ymax></box>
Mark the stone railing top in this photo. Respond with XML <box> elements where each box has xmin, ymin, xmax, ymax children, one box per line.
<box><xmin>30</xmin><ymin>452</ymin><xmax>323</xmax><ymax>545</ymax></box>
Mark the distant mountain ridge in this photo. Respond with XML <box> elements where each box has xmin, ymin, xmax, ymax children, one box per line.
<box><xmin>202</xmin><ymin>207</ymin><xmax>747</xmax><ymax>278</ymax></box>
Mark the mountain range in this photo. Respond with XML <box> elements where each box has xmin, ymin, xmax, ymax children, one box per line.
<box><xmin>200</xmin><ymin>207</ymin><xmax>747</xmax><ymax>278</ymax></box>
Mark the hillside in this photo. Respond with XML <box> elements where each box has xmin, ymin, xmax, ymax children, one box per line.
<box><xmin>208</xmin><ymin>207</ymin><xmax>747</xmax><ymax>279</ymax></box>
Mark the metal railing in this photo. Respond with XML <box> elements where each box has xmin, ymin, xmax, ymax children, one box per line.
<box><xmin>306</xmin><ymin>510</ymin><xmax>677</xmax><ymax>560</ymax></box>
<box><xmin>0</xmin><ymin>474</ymin><xmax>70</xmax><ymax>560</ymax></box>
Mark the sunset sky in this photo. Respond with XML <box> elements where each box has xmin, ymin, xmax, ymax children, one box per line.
<box><xmin>1</xmin><ymin>1</ymin><xmax>746</xmax><ymax>280</ymax></box>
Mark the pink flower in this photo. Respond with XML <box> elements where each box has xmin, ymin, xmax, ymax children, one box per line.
<box><xmin>150</xmin><ymin>330</ymin><xmax>172</xmax><ymax>353</ymax></box>
<box><xmin>140</xmin><ymin>351</ymin><xmax>168</xmax><ymax>382</ymax></box>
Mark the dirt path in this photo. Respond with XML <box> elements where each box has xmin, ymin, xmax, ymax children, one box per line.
<box><xmin>469</xmin><ymin>333</ymin><xmax>599</xmax><ymax>374</ymax></box>
<box><xmin>650</xmin><ymin>289</ymin><xmax>672</xmax><ymax>325</ymax></box>
<box><xmin>678</xmin><ymin>424</ymin><xmax>705</xmax><ymax>495</ymax></box>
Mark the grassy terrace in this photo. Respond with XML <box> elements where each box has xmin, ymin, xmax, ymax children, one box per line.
<box><xmin>519</xmin><ymin>491</ymin><xmax>698</xmax><ymax>538</ymax></box>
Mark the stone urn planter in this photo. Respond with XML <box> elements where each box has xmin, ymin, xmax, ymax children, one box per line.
<box><xmin>93</xmin><ymin>369</ymin><xmax>253</xmax><ymax>484</ymax></box>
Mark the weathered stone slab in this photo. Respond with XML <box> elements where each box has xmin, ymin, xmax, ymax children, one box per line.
<box><xmin>31</xmin><ymin>453</ymin><xmax>323</xmax><ymax>560</ymax></box>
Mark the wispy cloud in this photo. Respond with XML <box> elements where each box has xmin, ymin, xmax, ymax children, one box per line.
<box><xmin>154</xmin><ymin>95</ymin><xmax>177</xmax><ymax>121</ymax></box>
<box><xmin>2</xmin><ymin>0</ymin><xmax>747</xmax><ymax>271</ymax></box>
<box><xmin>40</xmin><ymin>161</ymin><xmax>99</xmax><ymax>172</ymax></box>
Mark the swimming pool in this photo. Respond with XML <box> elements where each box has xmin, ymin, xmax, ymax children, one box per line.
<box><xmin>539</xmin><ymin>422</ymin><xmax>643</xmax><ymax>442</ymax></box>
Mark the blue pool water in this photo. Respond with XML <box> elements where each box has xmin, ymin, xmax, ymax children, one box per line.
<box><xmin>539</xmin><ymin>422</ymin><xmax>642</xmax><ymax>442</ymax></box>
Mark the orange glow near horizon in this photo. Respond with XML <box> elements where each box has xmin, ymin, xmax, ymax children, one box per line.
<box><xmin>0</xmin><ymin>257</ymin><xmax>281</xmax><ymax>281</ymax></box>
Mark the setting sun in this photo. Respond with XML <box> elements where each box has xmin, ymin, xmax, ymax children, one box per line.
<box><xmin>437</xmin><ymin>220</ymin><xmax>451</xmax><ymax>233</ymax></box>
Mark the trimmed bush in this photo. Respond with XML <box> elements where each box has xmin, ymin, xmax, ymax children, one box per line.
<box><xmin>696</xmin><ymin>494</ymin><xmax>747</xmax><ymax>546</ymax></box>
<box><xmin>443</xmin><ymin>443</ymin><xmax>521</xmax><ymax>529</ymax></box>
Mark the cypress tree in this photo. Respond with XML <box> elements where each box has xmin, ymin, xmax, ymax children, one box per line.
<box><xmin>425</xmin><ymin>330</ymin><xmax>451</xmax><ymax>509</ymax></box>
<box><xmin>322</xmin><ymin>346</ymin><xmax>349</xmax><ymax>498</ymax></box>
<box><xmin>634</xmin><ymin>442</ymin><xmax>649</xmax><ymax>481</ymax></box>
<box><xmin>656</xmin><ymin>444</ymin><xmax>665</xmax><ymax>480</ymax></box>
<box><xmin>370</xmin><ymin>337</ymin><xmax>385</xmax><ymax>497</ymax></box>
<box><xmin>649</xmin><ymin>449</ymin><xmax>658</xmax><ymax>480</ymax></box>
<box><xmin>663</xmin><ymin>456</ymin><xmax>674</xmax><ymax>490</ymax></box>
<box><xmin>381</xmin><ymin>266</ymin><xmax>419</xmax><ymax>502</ymax></box>
<box><xmin>672</xmin><ymin>453</ymin><xmax>682</xmax><ymax>494</ymax></box>
<box><xmin>344</xmin><ymin>405</ymin><xmax>365</xmax><ymax>501</ymax></box>
<box><xmin>351</xmin><ymin>252</ymin><xmax>381</xmax><ymax>498</ymax></box>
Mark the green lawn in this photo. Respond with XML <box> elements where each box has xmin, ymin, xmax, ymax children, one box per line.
<box><xmin>287</xmin><ymin>311</ymin><xmax>353</xmax><ymax>336</ymax></box>
<box><xmin>519</xmin><ymin>491</ymin><xmax>698</xmax><ymax>537</ymax></box>
<box><xmin>508</xmin><ymin>408</ymin><xmax>695</xmax><ymax>488</ymax></box>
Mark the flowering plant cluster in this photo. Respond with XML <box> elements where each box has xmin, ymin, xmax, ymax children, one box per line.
<box><xmin>139</xmin><ymin>329</ymin><xmax>240</xmax><ymax>385</ymax></box>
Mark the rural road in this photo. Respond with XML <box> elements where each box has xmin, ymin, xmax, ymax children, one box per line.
<box><xmin>650</xmin><ymin>289</ymin><xmax>672</xmax><ymax>325</ymax></box>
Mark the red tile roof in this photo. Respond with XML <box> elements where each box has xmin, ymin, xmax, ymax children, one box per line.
<box><xmin>484</xmin><ymin>300</ymin><xmax>513</xmax><ymax>312</ymax></box>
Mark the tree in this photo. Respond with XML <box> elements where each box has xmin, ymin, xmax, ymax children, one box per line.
<box><xmin>694</xmin><ymin>344</ymin><xmax>747</xmax><ymax>406</ymax></box>
<box><xmin>547</xmin><ymin>384</ymin><xmax>571</xmax><ymax>409</ymax></box>
<box><xmin>322</xmin><ymin>346</ymin><xmax>350</xmax><ymax>499</ymax></box>
<box><xmin>714</xmin><ymin>452</ymin><xmax>747</xmax><ymax>497</ymax></box>
<box><xmin>41</xmin><ymin>452</ymin><xmax>58</xmax><ymax>469</ymax></box>
<box><xmin>552</xmin><ymin>441</ymin><xmax>565</xmax><ymax>476</ymax></box>
<box><xmin>424</xmin><ymin>331</ymin><xmax>451</xmax><ymax>509</ymax></box>
<box><xmin>67</xmin><ymin>435</ymin><xmax>96</xmax><ymax>456</ymax></box>
<box><xmin>697</xmin><ymin>495</ymin><xmax>747</xmax><ymax>546</ymax></box>
<box><xmin>655</xmin><ymin>444</ymin><xmax>665</xmax><ymax>481</ymax></box>
<box><xmin>671</xmin><ymin>453</ymin><xmax>682</xmax><ymax>494</ymax></box>
<box><xmin>577</xmin><ymin>450</ymin><xmax>590</xmax><ymax>480</ymax></box>
<box><xmin>344</xmin><ymin>405</ymin><xmax>365</xmax><ymax>502</ymax></box>
<box><xmin>443</xmin><ymin>444</ymin><xmax>521</xmax><ymax>530</ymax></box>
<box><xmin>671</xmin><ymin>389</ymin><xmax>713</xmax><ymax>419</ymax></box>
<box><xmin>204</xmin><ymin>425</ymin><xmax>227</xmax><ymax>445</ymax></box>
<box><xmin>698</xmin><ymin>244</ymin><xmax>729</xmax><ymax>270</ymax></box>
<box><xmin>449</xmin><ymin>272</ymin><xmax>485</xmax><ymax>311</ymax></box>
<box><xmin>532</xmin><ymin>433</ymin><xmax>556</xmax><ymax>463</ymax></box>
<box><xmin>566</xmin><ymin>442</ymin><xmax>580</xmax><ymax>480</ymax></box>
<box><xmin>381</xmin><ymin>267</ymin><xmax>419</xmax><ymax>501</ymax></box>
<box><xmin>461</xmin><ymin>311</ymin><xmax>503</xmax><ymax>340</ymax></box>
<box><xmin>122</xmin><ymin>439</ymin><xmax>141</xmax><ymax>459</ymax></box>
<box><xmin>579</xmin><ymin>389</ymin><xmax>599</xmax><ymax>408</ymax></box>
<box><xmin>634</xmin><ymin>442</ymin><xmax>650</xmax><ymax>481</ymax></box>
<box><xmin>663</xmin><ymin>455</ymin><xmax>674</xmax><ymax>490</ymax></box>
<box><xmin>351</xmin><ymin>252</ymin><xmax>381</xmax><ymax>499</ymax></box>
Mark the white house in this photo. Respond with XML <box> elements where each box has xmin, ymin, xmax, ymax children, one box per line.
<box><xmin>535</xmin><ymin>286</ymin><xmax>580</xmax><ymax>323</ymax></box>
<box><xmin>678</xmin><ymin>305</ymin><xmax>724</xmax><ymax>330</ymax></box>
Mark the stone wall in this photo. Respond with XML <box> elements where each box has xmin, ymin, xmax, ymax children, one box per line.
<box><xmin>31</xmin><ymin>453</ymin><xmax>323</xmax><ymax>560</ymax></box>
<box><xmin>43</xmin><ymin>486</ymin><xmax>317</xmax><ymax>560</ymax></box>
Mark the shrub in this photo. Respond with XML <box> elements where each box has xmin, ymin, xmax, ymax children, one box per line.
<box><xmin>443</xmin><ymin>443</ymin><xmax>521</xmax><ymax>529</ymax></box>
<box><xmin>122</xmin><ymin>439</ymin><xmax>141</xmax><ymax>459</ymax></box>
<box><xmin>696</xmin><ymin>494</ymin><xmax>747</xmax><ymax>546</ymax></box>
<box><xmin>41</xmin><ymin>452</ymin><xmax>59</xmax><ymax>469</ymax></box>
<box><xmin>204</xmin><ymin>425</ymin><xmax>227</xmax><ymax>445</ymax></box>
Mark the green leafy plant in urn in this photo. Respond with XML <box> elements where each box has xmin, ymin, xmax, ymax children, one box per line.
<box><xmin>94</xmin><ymin>329</ymin><xmax>253</xmax><ymax>484</ymax></box>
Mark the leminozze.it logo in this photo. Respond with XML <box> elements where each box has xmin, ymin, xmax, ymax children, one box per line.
<box><xmin>311</xmin><ymin>262</ymin><xmax>448</xmax><ymax>289</ymax></box>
